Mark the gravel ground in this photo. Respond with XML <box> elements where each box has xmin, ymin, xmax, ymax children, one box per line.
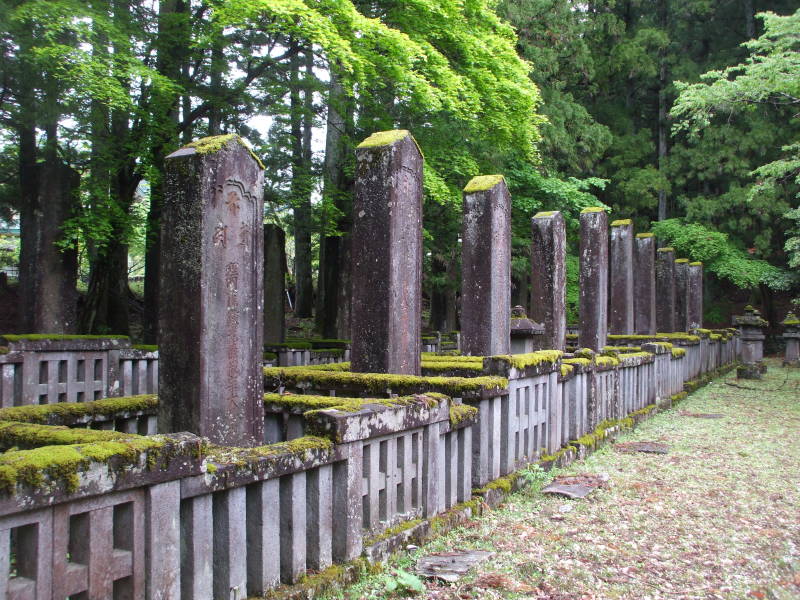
<box><xmin>327</xmin><ymin>359</ymin><xmax>800</xmax><ymax>600</ymax></box>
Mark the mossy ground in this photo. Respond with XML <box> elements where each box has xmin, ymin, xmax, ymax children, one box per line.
<box><xmin>326</xmin><ymin>360</ymin><xmax>800</xmax><ymax>599</ymax></box>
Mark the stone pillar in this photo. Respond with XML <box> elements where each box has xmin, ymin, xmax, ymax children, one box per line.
<box><xmin>461</xmin><ymin>175</ymin><xmax>511</xmax><ymax>356</ymax></box>
<box><xmin>733</xmin><ymin>305</ymin><xmax>768</xmax><ymax>379</ymax></box>
<box><xmin>609</xmin><ymin>219</ymin><xmax>634</xmax><ymax>334</ymax></box>
<box><xmin>264</xmin><ymin>224</ymin><xmax>286</xmax><ymax>344</ymax></box>
<box><xmin>634</xmin><ymin>233</ymin><xmax>656</xmax><ymax>335</ymax></box>
<box><xmin>655</xmin><ymin>248</ymin><xmax>676</xmax><ymax>333</ymax></box>
<box><xmin>530</xmin><ymin>211</ymin><xmax>566</xmax><ymax>351</ymax></box>
<box><xmin>159</xmin><ymin>135</ymin><xmax>265</xmax><ymax>446</ymax></box>
<box><xmin>578</xmin><ymin>208</ymin><xmax>608</xmax><ymax>350</ymax></box>
<box><xmin>674</xmin><ymin>258</ymin><xmax>689</xmax><ymax>332</ymax></box>
<box><xmin>350</xmin><ymin>130</ymin><xmax>423</xmax><ymax>374</ymax></box>
<box><xmin>781</xmin><ymin>312</ymin><xmax>800</xmax><ymax>366</ymax></box>
<box><xmin>687</xmin><ymin>261</ymin><xmax>703</xmax><ymax>330</ymax></box>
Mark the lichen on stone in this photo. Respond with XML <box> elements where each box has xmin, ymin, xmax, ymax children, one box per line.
<box><xmin>463</xmin><ymin>175</ymin><xmax>504</xmax><ymax>194</ymax></box>
<box><xmin>184</xmin><ymin>134</ymin><xmax>265</xmax><ymax>169</ymax></box>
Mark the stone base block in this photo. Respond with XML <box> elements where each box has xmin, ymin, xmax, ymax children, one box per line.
<box><xmin>737</xmin><ymin>363</ymin><xmax>765</xmax><ymax>379</ymax></box>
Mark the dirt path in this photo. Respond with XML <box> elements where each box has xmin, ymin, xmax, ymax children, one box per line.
<box><xmin>330</xmin><ymin>360</ymin><xmax>800</xmax><ymax>600</ymax></box>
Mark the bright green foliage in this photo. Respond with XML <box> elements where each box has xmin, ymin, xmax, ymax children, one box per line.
<box><xmin>651</xmin><ymin>219</ymin><xmax>786</xmax><ymax>289</ymax></box>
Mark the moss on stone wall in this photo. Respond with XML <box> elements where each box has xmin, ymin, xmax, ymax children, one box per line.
<box><xmin>449</xmin><ymin>404</ymin><xmax>478</xmax><ymax>427</ymax></box>
<box><xmin>263</xmin><ymin>367</ymin><xmax>508</xmax><ymax>397</ymax></box>
<box><xmin>490</xmin><ymin>350</ymin><xmax>562</xmax><ymax>370</ymax></box>
<box><xmin>0</xmin><ymin>394</ymin><xmax>158</xmax><ymax>425</ymax></box>
<box><xmin>0</xmin><ymin>421</ymin><xmax>130</xmax><ymax>450</ymax></box>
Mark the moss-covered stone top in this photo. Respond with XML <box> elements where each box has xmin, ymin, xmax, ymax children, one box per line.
<box><xmin>449</xmin><ymin>404</ymin><xmax>478</xmax><ymax>427</ymax></box>
<box><xmin>263</xmin><ymin>367</ymin><xmax>508</xmax><ymax>398</ymax></box>
<box><xmin>204</xmin><ymin>436</ymin><xmax>333</xmax><ymax>469</ymax></box>
<box><xmin>0</xmin><ymin>394</ymin><xmax>157</xmax><ymax>425</ymax></box>
<box><xmin>563</xmin><ymin>357</ymin><xmax>592</xmax><ymax>367</ymax></box>
<box><xmin>607</xmin><ymin>333</ymin><xmax>701</xmax><ymax>343</ymax></box>
<box><xmin>657</xmin><ymin>247</ymin><xmax>675</xmax><ymax>252</ymax></box>
<box><xmin>132</xmin><ymin>344</ymin><xmax>158</xmax><ymax>352</ymax></box>
<box><xmin>0</xmin><ymin>433</ymin><xmax>171</xmax><ymax>495</ymax></box>
<box><xmin>0</xmin><ymin>421</ymin><xmax>132</xmax><ymax>450</ymax></box>
<box><xmin>581</xmin><ymin>206</ymin><xmax>606</xmax><ymax>213</ymax></box>
<box><xmin>183</xmin><ymin>134</ymin><xmax>265</xmax><ymax>169</ymax></box>
<box><xmin>1</xmin><ymin>334</ymin><xmax>129</xmax><ymax>343</ymax></box>
<box><xmin>463</xmin><ymin>174</ymin><xmax>505</xmax><ymax>194</ymax></box>
<box><xmin>781</xmin><ymin>312</ymin><xmax>800</xmax><ymax>326</ymax></box>
<box><xmin>636</xmin><ymin>232</ymin><xmax>654</xmax><ymax>238</ymax></box>
<box><xmin>533</xmin><ymin>210</ymin><xmax>558</xmax><ymax>218</ymax></box>
<box><xmin>689</xmin><ymin>261</ymin><xmax>703</xmax><ymax>267</ymax></box>
<box><xmin>610</xmin><ymin>219</ymin><xmax>632</xmax><ymax>227</ymax></box>
<box><xmin>263</xmin><ymin>392</ymin><xmax>447</xmax><ymax>416</ymax></box>
<box><xmin>595</xmin><ymin>355</ymin><xmax>620</xmax><ymax>368</ymax></box>
<box><xmin>671</xmin><ymin>347</ymin><xmax>687</xmax><ymax>358</ymax></box>
<box><xmin>357</xmin><ymin>129</ymin><xmax>415</xmax><ymax>150</ymax></box>
<box><xmin>488</xmin><ymin>350</ymin><xmax>562</xmax><ymax>371</ymax></box>
<box><xmin>675</xmin><ymin>258</ymin><xmax>690</xmax><ymax>263</ymax></box>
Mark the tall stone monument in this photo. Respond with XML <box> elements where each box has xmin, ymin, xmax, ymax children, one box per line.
<box><xmin>609</xmin><ymin>219</ymin><xmax>634</xmax><ymax>334</ymax></box>
<box><xmin>579</xmin><ymin>207</ymin><xmax>608</xmax><ymax>350</ymax></box>
<box><xmin>159</xmin><ymin>135</ymin><xmax>265</xmax><ymax>446</ymax></box>
<box><xmin>350</xmin><ymin>130</ymin><xmax>423</xmax><ymax>374</ymax></box>
<box><xmin>674</xmin><ymin>258</ymin><xmax>690</xmax><ymax>332</ymax></box>
<box><xmin>634</xmin><ymin>233</ymin><xmax>657</xmax><ymax>335</ymax></box>
<box><xmin>264</xmin><ymin>224</ymin><xmax>286</xmax><ymax>344</ymax></box>
<box><xmin>530</xmin><ymin>211</ymin><xmax>566</xmax><ymax>351</ymax></box>
<box><xmin>687</xmin><ymin>261</ymin><xmax>703</xmax><ymax>330</ymax></box>
<box><xmin>655</xmin><ymin>248</ymin><xmax>676</xmax><ymax>333</ymax></box>
<box><xmin>461</xmin><ymin>175</ymin><xmax>511</xmax><ymax>356</ymax></box>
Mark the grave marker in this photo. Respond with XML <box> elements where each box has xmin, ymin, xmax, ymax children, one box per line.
<box><xmin>461</xmin><ymin>175</ymin><xmax>511</xmax><ymax>356</ymax></box>
<box><xmin>634</xmin><ymin>233</ymin><xmax>657</xmax><ymax>335</ymax></box>
<box><xmin>350</xmin><ymin>130</ymin><xmax>423</xmax><ymax>374</ymax></box>
<box><xmin>687</xmin><ymin>261</ymin><xmax>703</xmax><ymax>330</ymax></box>
<box><xmin>530</xmin><ymin>211</ymin><xmax>566</xmax><ymax>351</ymax></box>
<box><xmin>674</xmin><ymin>258</ymin><xmax>690</xmax><ymax>332</ymax></box>
<box><xmin>655</xmin><ymin>248</ymin><xmax>676</xmax><ymax>333</ymax></box>
<box><xmin>159</xmin><ymin>135</ymin><xmax>265</xmax><ymax>446</ymax></box>
<box><xmin>609</xmin><ymin>220</ymin><xmax>634</xmax><ymax>334</ymax></box>
<box><xmin>579</xmin><ymin>208</ymin><xmax>608</xmax><ymax>350</ymax></box>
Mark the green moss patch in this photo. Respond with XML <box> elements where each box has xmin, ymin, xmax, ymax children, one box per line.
<box><xmin>0</xmin><ymin>435</ymin><xmax>166</xmax><ymax>495</ymax></box>
<box><xmin>449</xmin><ymin>404</ymin><xmax>478</xmax><ymax>427</ymax></box>
<box><xmin>0</xmin><ymin>421</ymin><xmax>131</xmax><ymax>450</ymax></box>
<box><xmin>580</xmin><ymin>206</ymin><xmax>606</xmax><ymax>213</ymax></box>
<box><xmin>264</xmin><ymin>367</ymin><xmax>507</xmax><ymax>398</ymax></box>
<box><xmin>264</xmin><ymin>392</ymin><xmax>446</xmax><ymax>417</ymax></box>
<box><xmin>0</xmin><ymin>394</ymin><xmax>158</xmax><ymax>425</ymax></box>
<box><xmin>675</xmin><ymin>258</ymin><xmax>690</xmax><ymax>264</ymax></box>
<box><xmin>185</xmin><ymin>134</ymin><xmax>265</xmax><ymax>169</ymax></box>
<box><xmin>1</xmin><ymin>334</ymin><xmax>129</xmax><ymax>343</ymax></box>
<box><xmin>463</xmin><ymin>174</ymin><xmax>504</xmax><ymax>193</ymax></box>
<box><xmin>132</xmin><ymin>344</ymin><xmax>158</xmax><ymax>352</ymax></box>
<box><xmin>636</xmin><ymin>232</ymin><xmax>654</xmax><ymax>238</ymax></box>
<box><xmin>489</xmin><ymin>350</ymin><xmax>562</xmax><ymax>370</ymax></box>
<box><xmin>657</xmin><ymin>247</ymin><xmax>675</xmax><ymax>252</ymax></box>
<box><xmin>610</xmin><ymin>219</ymin><xmax>632</xmax><ymax>227</ymax></box>
<box><xmin>533</xmin><ymin>211</ymin><xmax>558</xmax><ymax>218</ymax></box>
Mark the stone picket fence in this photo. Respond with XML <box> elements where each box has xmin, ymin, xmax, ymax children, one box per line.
<box><xmin>0</xmin><ymin>335</ymin><xmax>737</xmax><ymax>599</ymax></box>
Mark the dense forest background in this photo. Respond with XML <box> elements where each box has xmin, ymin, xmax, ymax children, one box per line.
<box><xmin>0</xmin><ymin>0</ymin><xmax>798</xmax><ymax>341</ymax></box>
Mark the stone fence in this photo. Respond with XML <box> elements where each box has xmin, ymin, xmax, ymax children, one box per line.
<box><xmin>0</xmin><ymin>336</ymin><xmax>736</xmax><ymax>599</ymax></box>
<box><xmin>0</xmin><ymin>337</ymin><xmax>353</xmax><ymax>407</ymax></box>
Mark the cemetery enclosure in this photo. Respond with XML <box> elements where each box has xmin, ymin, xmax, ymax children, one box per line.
<box><xmin>0</xmin><ymin>132</ymin><xmax>752</xmax><ymax>599</ymax></box>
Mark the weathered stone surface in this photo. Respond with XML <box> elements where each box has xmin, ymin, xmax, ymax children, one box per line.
<box><xmin>416</xmin><ymin>550</ymin><xmax>495</xmax><ymax>583</ymax></box>
<box><xmin>655</xmin><ymin>248</ymin><xmax>676</xmax><ymax>333</ymax></box>
<box><xmin>264</xmin><ymin>224</ymin><xmax>286</xmax><ymax>344</ymax></box>
<box><xmin>733</xmin><ymin>306</ymin><xmax>768</xmax><ymax>378</ymax></box>
<box><xmin>160</xmin><ymin>135</ymin><xmax>265</xmax><ymax>446</ymax></box>
<box><xmin>530</xmin><ymin>211</ymin><xmax>566</xmax><ymax>351</ymax></box>
<box><xmin>674</xmin><ymin>259</ymin><xmax>689</xmax><ymax>332</ymax></box>
<box><xmin>634</xmin><ymin>235</ymin><xmax>657</xmax><ymax>335</ymax></box>
<box><xmin>782</xmin><ymin>312</ymin><xmax>800</xmax><ymax>366</ymax></box>
<box><xmin>609</xmin><ymin>220</ymin><xmax>634</xmax><ymax>334</ymax></box>
<box><xmin>579</xmin><ymin>209</ymin><xmax>608</xmax><ymax>350</ymax></box>
<box><xmin>351</xmin><ymin>130</ymin><xmax>423</xmax><ymax>375</ymax></box>
<box><xmin>461</xmin><ymin>176</ymin><xmax>511</xmax><ymax>356</ymax></box>
<box><xmin>687</xmin><ymin>262</ymin><xmax>703</xmax><ymax>330</ymax></box>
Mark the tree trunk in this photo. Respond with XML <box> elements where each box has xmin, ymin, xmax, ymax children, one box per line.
<box><xmin>290</xmin><ymin>49</ymin><xmax>314</xmax><ymax>318</ymax></box>
<box><xmin>143</xmin><ymin>0</ymin><xmax>187</xmax><ymax>342</ymax></box>
<box><xmin>316</xmin><ymin>70</ymin><xmax>354</xmax><ymax>337</ymax></box>
<box><xmin>657</xmin><ymin>0</ymin><xmax>669</xmax><ymax>221</ymax></box>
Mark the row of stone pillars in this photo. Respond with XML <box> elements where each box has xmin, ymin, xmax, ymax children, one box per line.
<box><xmin>155</xmin><ymin>130</ymin><xmax>707</xmax><ymax>447</ymax></box>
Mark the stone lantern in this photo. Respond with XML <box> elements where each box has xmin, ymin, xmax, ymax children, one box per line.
<box><xmin>510</xmin><ymin>305</ymin><xmax>545</xmax><ymax>354</ymax></box>
<box><xmin>733</xmin><ymin>305</ymin><xmax>768</xmax><ymax>379</ymax></box>
<box><xmin>781</xmin><ymin>312</ymin><xmax>800</xmax><ymax>366</ymax></box>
